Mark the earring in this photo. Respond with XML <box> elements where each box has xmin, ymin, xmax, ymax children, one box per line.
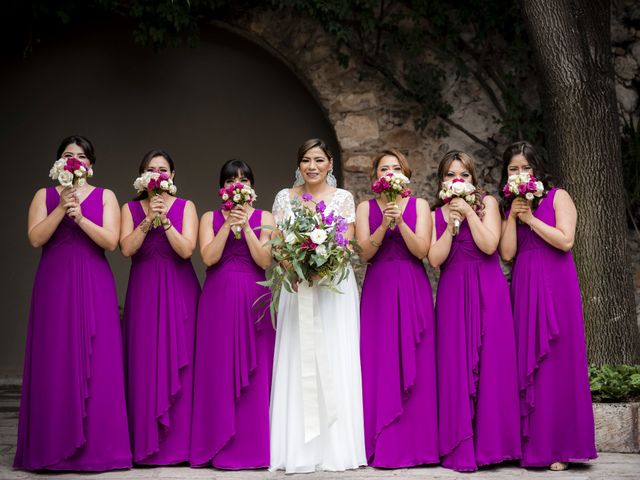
<box><xmin>293</xmin><ymin>168</ymin><xmax>304</xmax><ymax>187</ymax></box>
<box><xmin>326</xmin><ymin>168</ymin><xmax>337</xmax><ymax>187</ymax></box>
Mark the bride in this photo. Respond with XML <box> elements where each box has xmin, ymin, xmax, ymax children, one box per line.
<box><xmin>269</xmin><ymin>139</ymin><xmax>366</xmax><ymax>473</ymax></box>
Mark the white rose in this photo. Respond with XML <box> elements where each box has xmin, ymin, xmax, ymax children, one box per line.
<box><xmin>222</xmin><ymin>193</ymin><xmax>229</xmax><ymax>201</ymax></box>
<box><xmin>233</xmin><ymin>194</ymin><xmax>241</xmax><ymax>202</ymax></box>
<box><xmin>76</xmin><ymin>178</ymin><xmax>86</xmax><ymax>187</ymax></box>
<box><xmin>451</xmin><ymin>181</ymin><xmax>467</xmax><ymax>195</ymax></box>
<box><xmin>74</xmin><ymin>169</ymin><xmax>83</xmax><ymax>177</ymax></box>
<box><xmin>309</xmin><ymin>228</ymin><xmax>328</xmax><ymax>245</ymax></box>
<box><xmin>525</xmin><ymin>192</ymin><xmax>534</xmax><ymax>200</ymax></box>
<box><xmin>58</xmin><ymin>170</ymin><xmax>73</xmax><ymax>187</ymax></box>
<box><xmin>160</xmin><ymin>180</ymin><xmax>169</xmax><ymax>190</ymax></box>
<box><xmin>169</xmin><ymin>185</ymin><xmax>177</xmax><ymax>195</ymax></box>
<box><xmin>87</xmin><ymin>168</ymin><xmax>94</xmax><ymax>177</ymax></box>
<box><xmin>49</xmin><ymin>167</ymin><xmax>58</xmax><ymax>179</ymax></box>
<box><xmin>54</xmin><ymin>159</ymin><xmax>66</xmax><ymax>170</ymax></box>
<box><xmin>465</xmin><ymin>195</ymin><xmax>475</xmax><ymax>203</ymax></box>
<box><xmin>285</xmin><ymin>232</ymin><xmax>296</xmax><ymax>244</ymax></box>
<box><xmin>315</xmin><ymin>244</ymin><xmax>327</xmax><ymax>257</ymax></box>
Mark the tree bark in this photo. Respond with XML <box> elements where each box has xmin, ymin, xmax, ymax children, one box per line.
<box><xmin>521</xmin><ymin>0</ymin><xmax>640</xmax><ymax>363</ymax></box>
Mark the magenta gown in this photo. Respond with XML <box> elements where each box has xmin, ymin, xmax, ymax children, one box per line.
<box><xmin>189</xmin><ymin>209</ymin><xmax>275</xmax><ymax>469</ymax></box>
<box><xmin>360</xmin><ymin>197</ymin><xmax>439</xmax><ymax>467</ymax></box>
<box><xmin>510</xmin><ymin>188</ymin><xmax>596</xmax><ymax>466</ymax></box>
<box><xmin>434</xmin><ymin>206</ymin><xmax>521</xmax><ymax>472</ymax></box>
<box><xmin>14</xmin><ymin>186</ymin><xmax>132</xmax><ymax>471</ymax></box>
<box><xmin>122</xmin><ymin>198</ymin><xmax>200</xmax><ymax>464</ymax></box>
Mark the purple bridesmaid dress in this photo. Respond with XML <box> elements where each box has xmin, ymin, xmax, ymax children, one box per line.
<box><xmin>122</xmin><ymin>198</ymin><xmax>200</xmax><ymax>464</ymax></box>
<box><xmin>189</xmin><ymin>209</ymin><xmax>275</xmax><ymax>469</ymax></box>
<box><xmin>434</xmin><ymin>206</ymin><xmax>521</xmax><ymax>472</ymax></box>
<box><xmin>14</xmin><ymin>186</ymin><xmax>132</xmax><ymax>471</ymax></box>
<box><xmin>360</xmin><ymin>197</ymin><xmax>439</xmax><ymax>467</ymax></box>
<box><xmin>510</xmin><ymin>188</ymin><xmax>596</xmax><ymax>466</ymax></box>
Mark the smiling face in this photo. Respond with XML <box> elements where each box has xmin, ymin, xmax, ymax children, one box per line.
<box><xmin>61</xmin><ymin>143</ymin><xmax>91</xmax><ymax>168</ymax></box>
<box><xmin>507</xmin><ymin>154</ymin><xmax>533</xmax><ymax>177</ymax></box>
<box><xmin>299</xmin><ymin>146</ymin><xmax>333</xmax><ymax>187</ymax></box>
<box><xmin>145</xmin><ymin>155</ymin><xmax>175</xmax><ymax>180</ymax></box>
<box><xmin>444</xmin><ymin>159</ymin><xmax>472</xmax><ymax>184</ymax></box>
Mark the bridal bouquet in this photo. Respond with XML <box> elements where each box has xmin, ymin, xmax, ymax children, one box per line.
<box><xmin>219</xmin><ymin>182</ymin><xmax>258</xmax><ymax>239</ymax></box>
<box><xmin>133</xmin><ymin>172</ymin><xmax>177</xmax><ymax>228</ymax></box>
<box><xmin>371</xmin><ymin>172</ymin><xmax>411</xmax><ymax>229</ymax></box>
<box><xmin>502</xmin><ymin>172</ymin><xmax>544</xmax><ymax>201</ymax></box>
<box><xmin>258</xmin><ymin>193</ymin><xmax>359</xmax><ymax>319</ymax></box>
<box><xmin>49</xmin><ymin>157</ymin><xmax>93</xmax><ymax>187</ymax></box>
<box><xmin>438</xmin><ymin>178</ymin><xmax>478</xmax><ymax>235</ymax></box>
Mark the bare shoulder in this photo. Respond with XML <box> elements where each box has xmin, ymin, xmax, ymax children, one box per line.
<box><xmin>482</xmin><ymin>194</ymin><xmax>498</xmax><ymax>207</ymax></box>
<box><xmin>415</xmin><ymin>197</ymin><xmax>430</xmax><ymax>210</ymax></box>
<box><xmin>261</xmin><ymin>209</ymin><xmax>275</xmax><ymax>223</ymax></box>
<box><xmin>356</xmin><ymin>198</ymin><xmax>371</xmax><ymax>212</ymax></box>
<box><xmin>102</xmin><ymin>188</ymin><xmax>118</xmax><ymax>204</ymax></box>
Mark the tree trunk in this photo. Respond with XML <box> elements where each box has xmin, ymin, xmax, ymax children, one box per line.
<box><xmin>521</xmin><ymin>0</ymin><xmax>640</xmax><ymax>364</ymax></box>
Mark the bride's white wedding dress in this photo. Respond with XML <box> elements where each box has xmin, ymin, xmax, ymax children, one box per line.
<box><xmin>269</xmin><ymin>188</ymin><xmax>366</xmax><ymax>473</ymax></box>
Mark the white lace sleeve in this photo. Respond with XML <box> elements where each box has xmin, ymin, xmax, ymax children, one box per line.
<box><xmin>272</xmin><ymin>189</ymin><xmax>290</xmax><ymax>225</ymax></box>
<box><xmin>333</xmin><ymin>189</ymin><xmax>356</xmax><ymax>223</ymax></box>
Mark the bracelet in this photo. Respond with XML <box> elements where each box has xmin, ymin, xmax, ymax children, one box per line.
<box><xmin>369</xmin><ymin>236</ymin><xmax>381</xmax><ymax>248</ymax></box>
<box><xmin>163</xmin><ymin>220</ymin><xmax>172</xmax><ymax>231</ymax></box>
<box><xmin>139</xmin><ymin>219</ymin><xmax>151</xmax><ymax>234</ymax></box>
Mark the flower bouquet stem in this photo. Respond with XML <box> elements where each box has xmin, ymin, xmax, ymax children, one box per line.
<box><xmin>384</xmin><ymin>192</ymin><xmax>398</xmax><ymax>230</ymax></box>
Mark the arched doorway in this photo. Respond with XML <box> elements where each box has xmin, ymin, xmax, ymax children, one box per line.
<box><xmin>0</xmin><ymin>21</ymin><xmax>340</xmax><ymax>374</ymax></box>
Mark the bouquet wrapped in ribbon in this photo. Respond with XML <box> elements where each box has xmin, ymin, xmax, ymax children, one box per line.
<box><xmin>371</xmin><ymin>172</ymin><xmax>411</xmax><ymax>229</ymax></box>
<box><xmin>49</xmin><ymin>157</ymin><xmax>93</xmax><ymax>187</ymax></box>
<box><xmin>438</xmin><ymin>178</ymin><xmax>478</xmax><ymax>235</ymax></box>
<box><xmin>502</xmin><ymin>172</ymin><xmax>544</xmax><ymax>201</ymax></box>
<box><xmin>133</xmin><ymin>172</ymin><xmax>177</xmax><ymax>228</ymax></box>
<box><xmin>219</xmin><ymin>182</ymin><xmax>258</xmax><ymax>239</ymax></box>
<box><xmin>258</xmin><ymin>193</ymin><xmax>359</xmax><ymax>319</ymax></box>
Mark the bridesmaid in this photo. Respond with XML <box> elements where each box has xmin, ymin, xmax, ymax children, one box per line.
<box><xmin>498</xmin><ymin>141</ymin><xmax>596</xmax><ymax>470</ymax></box>
<box><xmin>189</xmin><ymin>159</ymin><xmax>276</xmax><ymax>469</ymax></box>
<box><xmin>120</xmin><ymin>149</ymin><xmax>200</xmax><ymax>464</ymax></box>
<box><xmin>428</xmin><ymin>150</ymin><xmax>521</xmax><ymax>472</ymax></box>
<box><xmin>15</xmin><ymin>136</ymin><xmax>131</xmax><ymax>471</ymax></box>
<box><xmin>356</xmin><ymin>149</ymin><xmax>439</xmax><ymax>467</ymax></box>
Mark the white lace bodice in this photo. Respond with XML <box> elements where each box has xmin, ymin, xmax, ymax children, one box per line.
<box><xmin>272</xmin><ymin>188</ymin><xmax>356</xmax><ymax>225</ymax></box>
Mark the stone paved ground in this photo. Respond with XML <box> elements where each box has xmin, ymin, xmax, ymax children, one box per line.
<box><xmin>1</xmin><ymin>386</ymin><xmax>639</xmax><ymax>480</ymax></box>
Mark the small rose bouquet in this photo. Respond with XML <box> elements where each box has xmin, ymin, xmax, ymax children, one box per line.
<box><xmin>371</xmin><ymin>172</ymin><xmax>411</xmax><ymax>229</ymax></box>
<box><xmin>438</xmin><ymin>178</ymin><xmax>478</xmax><ymax>235</ymax></box>
<box><xmin>502</xmin><ymin>172</ymin><xmax>544</xmax><ymax>201</ymax></box>
<box><xmin>133</xmin><ymin>172</ymin><xmax>177</xmax><ymax>228</ymax></box>
<box><xmin>219</xmin><ymin>182</ymin><xmax>258</xmax><ymax>239</ymax></box>
<box><xmin>258</xmin><ymin>193</ymin><xmax>359</xmax><ymax>319</ymax></box>
<box><xmin>49</xmin><ymin>157</ymin><xmax>93</xmax><ymax>187</ymax></box>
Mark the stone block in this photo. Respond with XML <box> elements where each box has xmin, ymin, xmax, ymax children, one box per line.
<box><xmin>344</xmin><ymin>155</ymin><xmax>372</xmax><ymax>173</ymax></box>
<box><xmin>593</xmin><ymin>402</ymin><xmax>640</xmax><ymax>453</ymax></box>
<box><xmin>335</xmin><ymin>114</ymin><xmax>380</xmax><ymax>149</ymax></box>
<box><xmin>331</xmin><ymin>92</ymin><xmax>379</xmax><ymax>112</ymax></box>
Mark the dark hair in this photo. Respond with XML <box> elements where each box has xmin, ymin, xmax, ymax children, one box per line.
<box><xmin>135</xmin><ymin>149</ymin><xmax>176</xmax><ymax>200</ymax></box>
<box><xmin>499</xmin><ymin>141</ymin><xmax>553</xmax><ymax>213</ymax></box>
<box><xmin>371</xmin><ymin>148</ymin><xmax>412</xmax><ymax>180</ymax></box>
<box><xmin>56</xmin><ymin>135</ymin><xmax>96</xmax><ymax>164</ymax></box>
<box><xmin>297</xmin><ymin>138</ymin><xmax>333</xmax><ymax>165</ymax></box>
<box><xmin>433</xmin><ymin>150</ymin><xmax>486</xmax><ymax>216</ymax></box>
<box><xmin>219</xmin><ymin>159</ymin><xmax>255</xmax><ymax>188</ymax></box>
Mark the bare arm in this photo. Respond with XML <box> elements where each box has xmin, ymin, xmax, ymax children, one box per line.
<box><xmin>397</xmin><ymin>198</ymin><xmax>431</xmax><ymax>259</ymax></box>
<box><xmin>164</xmin><ymin>200</ymin><xmax>198</xmax><ymax>259</ymax></box>
<box><xmin>355</xmin><ymin>201</ymin><xmax>380</xmax><ymax>261</ymax></box>
<box><xmin>498</xmin><ymin>200</ymin><xmax>528</xmax><ymax>261</ymax></box>
<box><xmin>519</xmin><ymin>189</ymin><xmax>576</xmax><ymax>252</ymax></box>
<box><xmin>456</xmin><ymin>196</ymin><xmax>501</xmax><ymax>255</ymax></box>
<box><xmin>120</xmin><ymin>203</ymin><xmax>152</xmax><ymax>257</ymax></box>
<box><xmin>27</xmin><ymin>188</ymin><xmax>70</xmax><ymax>247</ymax></box>
<box><xmin>200</xmin><ymin>211</ymin><xmax>232</xmax><ymax>267</ymax></box>
<box><xmin>69</xmin><ymin>189</ymin><xmax>120</xmax><ymax>251</ymax></box>
<box><xmin>427</xmin><ymin>210</ymin><xmax>455</xmax><ymax>268</ymax></box>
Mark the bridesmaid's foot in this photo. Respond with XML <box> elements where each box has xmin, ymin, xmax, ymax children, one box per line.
<box><xmin>549</xmin><ymin>462</ymin><xmax>569</xmax><ymax>471</ymax></box>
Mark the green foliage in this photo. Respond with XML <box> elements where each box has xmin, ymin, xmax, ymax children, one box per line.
<box><xmin>589</xmin><ymin>364</ymin><xmax>640</xmax><ymax>403</ymax></box>
<box><xmin>622</xmin><ymin>115</ymin><xmax>640</xmax><ymax>225</ymax></box>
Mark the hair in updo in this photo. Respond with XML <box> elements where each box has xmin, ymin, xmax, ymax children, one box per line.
<box><xmin>499</xmin><ymin>141</ymin><xmax>553</xmax><ymax>214</ymax></box>
<box><xmin>56</xmin><ymin>135</ymin><xmax>96</xmax><ymax>165</ymax></box>
<box><xmin>219</xmin><ymin>159</ymin><xmax>255</xmax><ymax>188</ymax></box>
<box><xmin>297</xmin><ymin>138</ymin><xmax>333</xmax><ymax>165</ymax></box>
<box><xmin>433</xmin><ymin>150</ymin><xmax>486</xmax><ymax>217</ymax></box>
<box><xmin>371</xmin><ymin>149</ymin><xmax>412</xmax><ymax>181</ymax></box>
